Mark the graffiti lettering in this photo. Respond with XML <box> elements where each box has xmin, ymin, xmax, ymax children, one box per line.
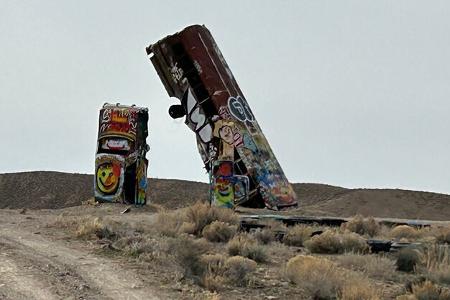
<box><xmin>185</xmin><ymin>88</ymin><xmax>213</xmax><ymax>143</ymax></box>
<box><xmin>171</xmin><ymin>63</ymin><xmax>184</xmax><ymax>83</ymax></box>
<box><xmin>228</xmin><ymin>96</ymin><xmax>254</xmax><ymax>122</ymax></box>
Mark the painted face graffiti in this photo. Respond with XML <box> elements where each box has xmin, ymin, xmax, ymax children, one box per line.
<box><xmin>218</xmin><ymin>125</ymin><xmax>234</xmax><ymax>145</ymax></box>
<box><xmin>228</xmin><ymin>96</ymin><xmax>255</xmax><ymax>123</ymax></box>
<box><xmin>213</xmin><ymin>177</ymin><xmax>234</xmax><ymax>208</ymax></box>
<box><xmin>96</xmin><ymin>162</ymin><xmax>121</xmax><ymax>194</ymax></box>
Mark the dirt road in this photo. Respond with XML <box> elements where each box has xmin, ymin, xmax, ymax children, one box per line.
<box><xmin>0</xmin><ymin>209</ymin><xmax>161</xmax><ymax>300</ymax></box>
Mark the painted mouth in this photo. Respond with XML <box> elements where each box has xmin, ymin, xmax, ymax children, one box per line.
<box><xmin>100</xmin><ymin>177</ymin><xmax>115</xmax><ymax>188</ymax></box>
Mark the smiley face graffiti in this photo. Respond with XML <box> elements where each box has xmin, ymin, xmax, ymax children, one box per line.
<box><xmin>96</xmin><ymin>162</ymin><xmax>121</xmax><ymax>194</ymax></box>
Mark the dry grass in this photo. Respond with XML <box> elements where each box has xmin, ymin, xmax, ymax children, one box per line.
<box><xmin>305</xmin><ymin>230</ymin><xmax>369</xmax><ymax>254</ymax></box>
<box><xmin>183</xmin><ymin>201</ymin><xmax>239</xmax><ymax>236</ymax></box>
<box><xmin>227</xmin><ymin>234</ymin><xmax>268</xmax><ymax>263</ymax></box>
<box><xmin>168</xmin><ymin>235</ymin><xmax>210</xmax><ymax>280</ymax></box>
<box><xmin>200</xmin><ymin>254</ymin><xmax>227</xmax><ymax>291</ymax></box>
<box><xmin>390</xmin><ymin>225</ymin><xmax>422</xmax><ymax>241</ymax></box>
<box><xmin>75</xmin><ymin>217</ymin><xmax>116</xmax><ymax>239</ymax></box>
<box><xmin>260</xmin><ymin>219</ymin><xmax>287</xmax><ymax>232</ymax></box>
<box><xmin>254</xmin><ymin>228</ymin><xmax>276</xmax><ymax>245</ymax></box>
<box><xmin>153</xmin><ymin>210</ymin><xmax>182</xmax><ymax>237</ymax></box>
<box><xmin>422</xmin><ymin>244</ymin><xmax>450</xmax><ymax>285</ymax></box>
<box><xmin>286</xmin><ymin>255</ymin><xmax>343</xmax><ymax>299</ymax></box>
<box><xmin>202</xmin><ymin>221</ymin><xmax>237</xmax><ymax>243</ymax></box>
<box><xmin>397</xmin><ymin>248</ymin><xmax>421</xmax><ymax>272</ymax></box>
<box><xmin>435</xmin><ymin>226</ymin><xmax>450</xmax><ymax>244</ymax></box>
<box><xmin>153</xmin><ymin>202</ymin><xmax>239</xmax><ymax>238</ymax></box>
<box><xmin>224</xmin><ymin>256</ymin><xmax>257</xmax><ymax>286</ymax></box>
<box><xmin>411</xmin><ymin>280</ymin><xmax>450</xmax><ymax>300</ymax></box>
<box><xmin>336</xmin><ymin>253</ymin><xmax>396</xmax><ymax>280</ymax></box>
<box><xmin>341</xmin><ymin>281</ymin><xmax>380</xmax><ymax>300</ymax></box>
<box><xmin>282</xmin><ymin>224</ymin><xmax>314</xmax><ymax>247</ymax></box>
<box><xmin>286</xmin><ymin>255</ymin><xmax>378</xmax><ymax>300</ymax></box>
<box><xmin>342</xmin><ymin>215</ymin><xmax>380</xmax><ymax>237</ymax></box>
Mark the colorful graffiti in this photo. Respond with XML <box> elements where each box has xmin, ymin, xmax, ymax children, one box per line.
<box><xmin>99</xmin><ymin>107</ymin><xmax>138</xmax><ymax>140</ymax></box>
<box><xmin>95</xmin><ymin>104</ymin><xmax>149</xmax><ymax>205</ymax></box>
<box><xmin>147</xmin><ymin>25</ymin><xmax>298</xmax><ymax>209</ymax></box>
<box><xmin>94</xmin><ymin>154</ymin><xmax>124</xmax><ymax>202</ymax></box>
<box><xmin>212</xmin><ymin>161</ymin><xmax>234</xmax><ymax>208</ymax></box>
<box><xmin>136</xmin><ymin>161</ymin><xmax>148</xmax><ymax>205</ymax></box>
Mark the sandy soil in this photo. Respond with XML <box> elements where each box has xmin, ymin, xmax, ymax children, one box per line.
<box><xmin>0</xmin><ymin>206</ymin><xmax>168</xmax><ymax>300</ymax></box>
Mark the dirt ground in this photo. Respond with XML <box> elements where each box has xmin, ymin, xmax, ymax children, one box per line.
<box><xmin>0</xmin><ymin>205</ymin><xmax>171</xmax><ymax>300</ymax></box>
<box><xmin>0</xmin><ymin>204</ymin><xmax>308</xmax><ymax>300</ymax></box>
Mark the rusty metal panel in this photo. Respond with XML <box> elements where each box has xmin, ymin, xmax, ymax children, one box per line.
<box><xmin>147</xmin><ymin>25</ymin><xmax>297</xmax><ymax>210</ymax></box>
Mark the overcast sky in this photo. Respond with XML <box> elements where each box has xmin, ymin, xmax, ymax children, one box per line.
<box><xmin>1</xmin><ymin>0</ymin><xmax>449</xmax><ymax>194</ymax></box>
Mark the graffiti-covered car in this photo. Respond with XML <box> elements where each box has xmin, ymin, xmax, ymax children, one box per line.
<box><xmin>94</xmin><ymin>103</ymin><xmax>149</xmax><ymax>205</ymax></box>
<box><xmin>146</xmin><ymin>25</ymin><xmax>297</xmax><ymax>210</ymax></box>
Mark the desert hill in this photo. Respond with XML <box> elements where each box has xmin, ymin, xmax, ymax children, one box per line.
<box><xmin>1</xmin><ymin>171</ymin><xmax>449</xmax><ymax>220</ymax></box>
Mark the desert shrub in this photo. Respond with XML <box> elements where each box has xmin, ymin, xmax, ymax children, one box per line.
<box><xmin>201</xmin><ymin>273</ymin><xmax>225</xmax><ymax>292</ymax></box>
<box><xmin>153</xmin><ymin>202</ymin><xmax>238</xmax><ymax>238</ymax></box>
<box><xmin>397</xmin><ymin>248</ymin><xmax>421</xmax><ymax>272</ymax></box>
<box><xmin>227</xmin><ymin>234</ymin><xmax>268</xmax><ymax>262</ymax></box>
<box><xmin>390</xmin><ymin>225</ymin><xmax>421</xmax><ymax>240</ymax></box>
<box><xmin>75</xmin><ymin>217</ymin><xmax>116</xmax><ymax>240</ymax></box>
<box><xmin>395</xmin><ymin>295</ymin><xmax>416</xmax><ymax>300</ymax></box>
<box><xmin>199</xmin><ymin>254</ymin><xmax>227</xmax><ymax>291</ymax></box>
<box><xmin>286</xmin><ymin>255</ymin><xmax>342</xmax><ymax>299</ymax></box>
<box><xmin>282</xmin><ymin>224</ymin><xmax>314</xmax><ymax>247</ymax></box>
<box><xmin>51</xmin><ymin>215</ymin><xmax>87</xmax><ymax>230</ymax></box>
<box><xmin>286</xmin><ymin>255</ymin><xmax>378</xmax><ymax>300</ymax></box>
<box><xmin>202</xmin><ymin>221</ymin><xmax>237</xmax><ymax>243</ymax></box>
<box><xmin>341</xmin><ymin>232</ymin><xmax>370</xmax><ymax>253</ymax></box>
<box><xmin>305</xmin><ymin>230</ymin><xmax>368</xmax><ymax>254</ymax></box>
<box><xmin>341</xmin><ymin>281</ymin><xmax>380</xmax><ymax>300</ymax></box>
<box><xmin>153</xmin><ymin>210</ymin><xmax>182</xmax><ymax>237</ymax></box>
<box><xmin>254</xmin><ymin>228</ymin><xmax>275</xmax><ymax>244</ymax></box>
<box><xmin>342</xmin><ymin>215</ymin><xmax>380</xmax><ymax>237</ymax></box>
<box><xmin>168</xmin><ymin>235</ymin><xmax>210</xmax><ymax>279</ymax></box>
<box><xmin>179</xmin><ymin>222</ymin><xmax>197</xmax><ymax>235</ymax></box>
<box><xmin>261</xmin><ymin>219</ymin><xmax>287</xmax><ymax>232</ymax></box>
<box><xmin>423</xmin><ymin>244</ymin><xmax>450</xmax><ymax>285</ymax></box>
<box><xmin>336</xmin><ymin>253</ymin><xmax>396</xmax><ymax>280</ymax></box>
<box><xmin>183</xmin><ymin>201</ymin><xmax>238</xmax><ymax>236</ymax></box>
<box><xmin>435</xmin><ymin>227</ymin><xmax>450</xmax><ymax>244</ymax></box>
<box><xmin>224</xmin><ymin>256</ymin><xmax>257</xmax><ymax>286</ymax></box>
<box><xmin>411</xmin><ymin>280</ymin><xmax>450</xmax><ymax>300</ymax></box>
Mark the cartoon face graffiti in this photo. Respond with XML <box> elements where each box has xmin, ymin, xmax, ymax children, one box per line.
<box><xmin>213</xmin><ymin>177</ymin><xmax>234</xmax><ymax>208</ymax></box>
<box><xmin>218</xmin><ymin>125</ymin><xmax>234</xmax><ymax>145</ymax></box>
<box><xmin>96</xmin><ymin>162</ymin><xmax>121</xmax><ymax>194</ymax></box>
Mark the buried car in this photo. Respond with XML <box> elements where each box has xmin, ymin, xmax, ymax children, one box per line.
<box><xmin>146</xmin><ymin>25</ymin><xmax>297</xmax><ymax>210</ymax></box>
<box><xmin>94</xmin><ymin>103</ymin><xmax>149</xmax><ymax>205</ymax></box>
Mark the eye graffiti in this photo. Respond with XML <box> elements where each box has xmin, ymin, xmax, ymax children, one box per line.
<box><xmin>228</xmin><ymin>96</ymin><xmax>255</xmax><ymax>123</ymax></box>
<box><xmin>96</xmin><ymin>162</ymin><xmax>121</xmax><ymax>194</ymax></box>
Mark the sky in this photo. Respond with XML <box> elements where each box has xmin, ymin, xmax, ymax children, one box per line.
<box><xmin>0</xmin><ymin>0</ymin><xmax>449</xmax><ymax>194</ymax></box>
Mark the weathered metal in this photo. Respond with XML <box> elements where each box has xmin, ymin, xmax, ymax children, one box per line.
<box><xmin>147</xmin><ymin>25</ymin><xmax>297</xmax><ymax>210</ymax></box>
<box><xmin>94</xmin><ymin>103</ymin><xmax>149</xmax><ymax>205</ymax></box>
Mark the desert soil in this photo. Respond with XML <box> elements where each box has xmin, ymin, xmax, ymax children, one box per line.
<box><xmin>0</xmin><ymin>206</ymin><xmax>173</xmax><ymax>300</ymax></box>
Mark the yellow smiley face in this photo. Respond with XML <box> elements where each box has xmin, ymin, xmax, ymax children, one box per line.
<box><xmin>96</xmin><ymin>163</ymin><xmax>120</xmax><ymax>194</ymax></box>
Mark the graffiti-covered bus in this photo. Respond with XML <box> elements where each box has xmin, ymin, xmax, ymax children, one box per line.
<box><xmin>146</xmin><ymin>25</ymin><xmax>297</xmax><ymax>210</ymax></box>
<box><xmin>94</xmin><ymin>103</ymin><xmax>149</xmax><ymax>205</ymax></box>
